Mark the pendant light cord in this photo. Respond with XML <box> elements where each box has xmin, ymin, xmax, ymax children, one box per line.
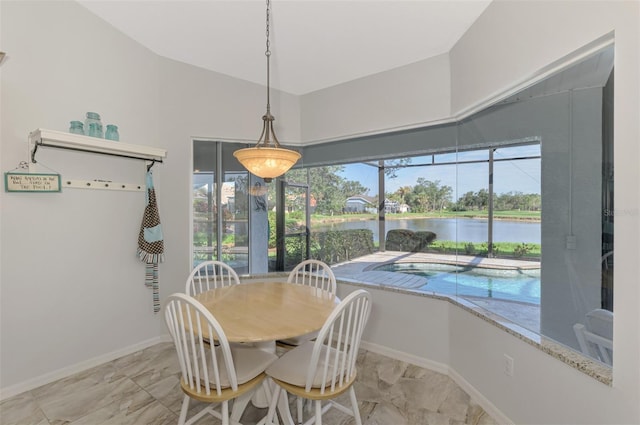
<box><xmin>232</xmin><ymin>0</ymin><xmax>301</xmax><ymax>180</ymax></box>
<box><xmin>259</xmin><ymin>0</ymin><xmax>281</xmax><ymax>148</ymax></box>
<box><xmin>265</xmin><ymin>0</ymin><xmax>272</xmax><ymax>116</ymax></box>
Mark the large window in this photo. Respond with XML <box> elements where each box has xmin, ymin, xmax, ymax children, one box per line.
<box><xmin>193</xmin><ymin>45</ymin><xmax>614</xmax><ymax>369</ymax></box>
<box><xmin>192</xmin><ymin>141</ymin><xmax>250</xmax><ymax>274</ymax></box>
<box><xmin>284</xmin><ymin>45</ymin><xmax>614</xmax><ymax>367</ymax></box>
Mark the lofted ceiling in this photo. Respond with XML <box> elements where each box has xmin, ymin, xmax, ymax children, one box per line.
<box><xmin>77</xmin><ymin>0</ymin><xmax>492</xmax><ymax>95</ymax></box>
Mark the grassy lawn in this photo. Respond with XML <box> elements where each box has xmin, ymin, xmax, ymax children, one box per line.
<box><xmin>444</xmin><ymin>210</ymin><xmax>540</xmax><ymax>220</ymax></box>
<box><xmin>311</xmin><ymin>210</ymin><xmax>540</xmax><ymax>224</ymax></box>
<box><xmin>427</xmin><ymin>240</ymin><xmax>541</xmax><ymax>259</ymax></box>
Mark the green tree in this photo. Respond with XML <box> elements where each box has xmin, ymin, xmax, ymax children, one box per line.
<box><xmin>417</xmin><ymin>178</ymin><xmax>452</xmax><ymax>212</ymax></box>
<box><xmin>283</xmin><ymin>165</ymin><xmax>368</xmax><ymax>215</ymax></box>
<box><xmin>382</xmin><ymin>158</ymin><xmax>413</xmax><ymax>178</ymax></box>
<box><xmin>456</xmin><ymin>191</ymin><xmax>476</xmax><ymax>210</ymax></box>
<box><xmin>342</xmin><ymin>180</ymin><xmax>369</xmax><ymax>198</ymax></box>
<box><xmin>475</xmin><ymin>188</ymin><xmax>489</xmax><ymax>209</ymax></box>
<box><xmin>308</xmin><ymin>166</ymin><xmax>347</xmax><ymax>214</ymax></box>
<box><xmin>396</xmin><ymin>185</ymin><xmax>412</xmax><ymax>205</ymax></box>
<box><xmin>436</xmin><ymin>184</ymin><xmax>453</xmax><ymax>213</ymax></box>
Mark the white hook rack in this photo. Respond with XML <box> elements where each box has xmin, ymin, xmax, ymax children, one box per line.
<box><xmin>63</xmin><ymin>179</ymin><xmax>145</xmax><ymax>192</ymax></box>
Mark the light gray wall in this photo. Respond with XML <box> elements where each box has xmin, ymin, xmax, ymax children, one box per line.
<box><xmin>0</xmin><ymin>0</ymin><xmax>299</xmax><ymax>393</ymax></box>
<box><xmin>299</xmin><ymin>124</ymin><xmax>456</xmax><ymax>167</ymax></box>
<box><xmin>300</xmin><ymin>53</ymin><xmax>452</xmax><ymax>144</ymax></box>
<box><xmin>447</xmin><ymin>303</ymin><xmax>621</xmax><ymax>425</ymax></box>
<box><xmin>336</xmin><ymin>285</ymin><xmax>450</xmax><ymax>367</ymax></box>
<box><xmin>0</xmin><ymin>0</ymin><xmax>163</xmax><ymax>389</ymax></box>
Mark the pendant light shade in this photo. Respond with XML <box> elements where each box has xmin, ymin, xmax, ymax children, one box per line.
<box><xmin>234</xmin><ymin>0</ymin><xmax>300</xmax><ymax>182</ymax></box>
<box><xmin>234</xmin><ymin>146</ymin><xmax>301</xmax><ymax>181</ymax></box>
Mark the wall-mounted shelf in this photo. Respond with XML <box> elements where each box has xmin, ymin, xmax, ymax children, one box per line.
<box><xmin>29</xmin><ymin>128</ymin><xmax>167</xmax><ymax>165</ymax></box>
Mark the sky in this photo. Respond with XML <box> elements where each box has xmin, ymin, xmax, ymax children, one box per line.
<box><xmin>192</xmin><ymin>145</ymin><xmax>541</xmax><ymax>201</ymax></box>
<box><xmin>337</xmin><ymin>144</ymin><xmax>541</xmax><ymax>200</ymax></box>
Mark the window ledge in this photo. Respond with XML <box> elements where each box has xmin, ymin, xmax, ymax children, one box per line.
<box><xmin>336</xmin><ymin>276</ymin><xmax>613</xmax><ymax>386</ymax></box>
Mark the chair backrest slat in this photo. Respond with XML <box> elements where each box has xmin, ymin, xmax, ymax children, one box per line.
<box><xmin>288</xmin><ymin>259</ymin><xmax>337</xmax><ymax>294</ymax></box>
<box><xmin>164</xmin><ymin>293</ymin><xmax>239</xmax><ymax>396</ymax></box>
<box><xmin>186</xmin><ymin>261</ymin><xmax>241</xmax><ymax>295</ymax></box>
<box><xmin>573</xmin><ymin>322</ymin><xmax>613</xmax><ymax>365</ymax></box>
<box><xmin>306</xmin><ymin>289</ymin><xmax>372</xmax><ymax>393</ymax></box>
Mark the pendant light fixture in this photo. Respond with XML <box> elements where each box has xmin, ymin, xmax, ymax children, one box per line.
<box><xmin>234</xmin><ymin>0</ymin><xmax>301</xmax><ymax>182</ymax></box>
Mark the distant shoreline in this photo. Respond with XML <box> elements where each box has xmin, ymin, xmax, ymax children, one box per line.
<box><xmin>312</xmin><ymin>214</ymin><xmax>541</xmax><ymax>225</ymax></box>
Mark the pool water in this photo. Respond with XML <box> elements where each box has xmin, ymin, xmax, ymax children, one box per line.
<box><xmin>374</xmin><ymin>263</ymin><xmax>540</xmax><ymax>305</ymax></box>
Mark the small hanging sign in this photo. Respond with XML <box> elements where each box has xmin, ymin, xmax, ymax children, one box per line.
<box><xmin>4</xmin><ymin>172</ymin><xmax>62</xmax><ymax>192</ymax></box>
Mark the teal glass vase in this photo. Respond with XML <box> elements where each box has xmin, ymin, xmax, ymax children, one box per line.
<box><xmin>84</xmin><ymin>112</ymin><xmax>103</xmax><ymax>138</ymax></box>
<box><xmin>105</xmin><ymin>124</ymin><xmax>119</xmax><ymax>141</ymax></box>
<box><xmin>69</xmin><ymin>121</ymin><xmax>84</xmax><ymax>134</ymax></box>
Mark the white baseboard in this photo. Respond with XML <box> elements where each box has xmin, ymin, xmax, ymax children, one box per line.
<box><xmin>448</xmin><ymin>368</ymin><xmax>514</xmax><ymax>425</ymax></box>
<box><xmin>0</xmin><ymin>335</ymin><xmax>169</xmax><ymax>401</ymax></box>
<box><xmin>360</xmin><ymin>340</ymin><xmax>513</xmax><ymax>425</ymax></box>
<box><xmin>360</xmin><ymin>340</ymin><xmax>450</xmax><ymax>375</ymax></box>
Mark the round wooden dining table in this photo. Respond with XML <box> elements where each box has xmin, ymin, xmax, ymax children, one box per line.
<box><xmin>193</xmin><ymin>280</ymin><xmax>340</xmax><ymax>423</ymax></box>
<box><xmin>193</xmin><ymin>280</ymin><xmax>339</xmax><ymax>343</ymax></box>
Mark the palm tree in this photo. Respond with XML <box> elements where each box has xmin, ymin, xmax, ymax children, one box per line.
<box><xmin>397</xmin><ymin>186</ymin><xmax>412</xmax><ymax>204</ymax></box>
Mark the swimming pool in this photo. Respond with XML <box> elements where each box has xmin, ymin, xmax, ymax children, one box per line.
<box><xmin>374</xmin><ymin>262</ymin><xmax>540</xmax><ymax>304</ymax></box>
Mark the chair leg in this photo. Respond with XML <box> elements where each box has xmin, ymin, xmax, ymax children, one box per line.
<box><xmin>276</xmin><ymin>389</ymin><xmax>295</xmax><ymax>425</ymax></box>
<box><xmin>230</xmin><ymin>389</ymin><xmax>254</xmax><ymax>422</ymax></box>
<box><xmin>296</xmin><ymin>396</ymin><xmax>303</xmax><ymax>425</ymax></box>
<box><xmin>263</xmin><ymin>386</ymin><xmax>281</xmax><ymax>425</ymax></box>
<box><xmin>178</xmin><ymin>395</ymin><xmax>190</xmax><ymax>425</ymax></box>
<box><xmin>315</xmin><ymin>399</ymin><xmax>323</xmax><ymax>425</ymax></box>
<box><xmin>222</xmin><ymin>400</ymin><xmax>229</xmax><ymax>425</ymax></box>
<box><xmin>349</xmin><ymin>387</ymin><xmax>363</xmax><ymax>425</ymax></box>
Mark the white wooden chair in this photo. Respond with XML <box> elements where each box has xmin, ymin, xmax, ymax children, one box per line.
<box><xmin>287</xmin><ymin>259</ymin><xmax>337</xmax><ymax>294</ymax></box>
<box><xmin>573</xmin><ymin>309</ymin><xmax>613</xmax><ymax>365</ymax></box>
<box><xmin>279</xmin><ymin>259</ymin><xmax>337</xmax><ymax>347</ymax></box>
<box><xmin>163</xmin><ymin>293</ymin><xmax>277</xmax><ymax>425</ymax></box>
<box><xmin>186</xmin><ymin>260</ymin><xmax>241</xmax><ymax>296</ymax></box>
<box><xmin>264</xmin><ymin>289</ymin><xmax>372</xmax><ymax>425</ymax></box>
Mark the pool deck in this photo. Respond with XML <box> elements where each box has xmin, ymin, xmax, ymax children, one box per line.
<box><xmin>332</xmin><ymin>251</ymin><xmax>541</xmax><ymax>331</ymax></box>
<box><xmin>332</xmin><ymin>251</ymin><xmax>539</xmax><ymax>286</ymax></box>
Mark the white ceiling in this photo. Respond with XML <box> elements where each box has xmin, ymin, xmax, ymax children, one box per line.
<box><xmin>77</xmin><ymin>0</ymin><xmax>492</xmax><ymax>95</ymax></box>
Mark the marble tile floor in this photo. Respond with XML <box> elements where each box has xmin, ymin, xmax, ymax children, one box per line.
<box><xmin>1</xmin><ymin>342</ymin><xmax>497</xmax><ymax>425</ymax></box>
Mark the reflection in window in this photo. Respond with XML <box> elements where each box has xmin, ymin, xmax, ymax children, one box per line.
<box><xmin>193</xmin><ymin>142</ymin><xmax>217</xmax><ymax>266</ymax></box>
<box><xmin>192</xmin><ymin>141</ymin><xmax>249</xmax><ymax>274</ymax></box>
<box><xmin>221</xmin><ymin>172</ymin><xmax>249</xmax><ymax>273</ymax></box>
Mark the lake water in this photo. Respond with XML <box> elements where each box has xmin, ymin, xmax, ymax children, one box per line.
<box><xmin>313</xmin><ymin>217</ymin><xmax>540</xmax><ymax>244</ymax></box>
